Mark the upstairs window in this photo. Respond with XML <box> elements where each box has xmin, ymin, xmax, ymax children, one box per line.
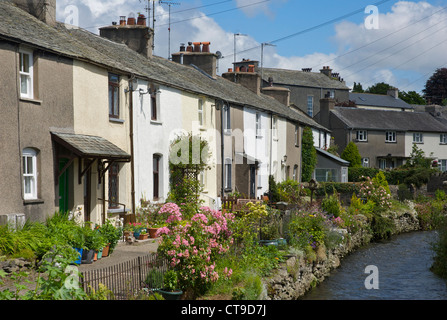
<box><xmin>198</xmin><ymin>99</ymin><xmax>204</xmax><ymax>127</ymax></box>
<box><xmin>256</xmin><ymin>113</ymin><xmax>262</xmax><ymax>136</ymax></box>
<box><xmin>307</xmin><ymin>95</ymin><xmax>313</xmax><ymax>117</ymax></box>
<box><xmin>22</xmin><ymin>148</ymin><xmax>37</xmax><ymax>200</ymax></box>
<box><xmin>441</xmin><ymin>134</ymin><xmax>447</xmax><ymax>145</ymax></box>
<box><xmin>19</xmin><ymin>50</ymin><xmax>33</xmax><ymax>99</ymax></box>
<box><xmin>150</xmin><ymin>84</ymin><xmax>159</xmax><ymax>121</ymax></box>
<box><xmin>223</xmin><ymin>105</ymin><xmax>231</xmax><ymax>133</ymax></box>
<box><xmin>108</xmin><ymin>73</ymin><xmax>120</xmax><ymax>118</ymax></box>
<box><xmin>356</xmin><ymin>130</ymin><xmax>367</xmax><ymax>142</ymax></box>
<box><xmin>272</xmin><ymin>116</ymin><xmax>278</xmax><ymax>139</ymax></box>
<box><xmin>295</xmin><ymin>125</ymin><xmax>299</xmax><ymax>146</ymax></box>
<box><xmin>413</xmin><ymin>132</ymin><xmax>423</xmax><ymax>143</ymax></box>
<box><xmin>385</xmin><ymin>131</ymin><xmax>396</xmax><ymax>143</ymax></box>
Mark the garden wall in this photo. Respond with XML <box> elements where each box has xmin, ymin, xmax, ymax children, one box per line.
<box><xmin>261</xmin><ymin>206</ymin><xmax>421</xmax><ymax>300</ymax></box>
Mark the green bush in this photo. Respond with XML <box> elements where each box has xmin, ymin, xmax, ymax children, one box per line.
<box><xmin>321</xmin><ymin>192</ymin><xmax>343</xmax><ymax>217</ymax></box>
<box><xmin>315</xmin><ymin>182</ymin><xmax>361</xmax><ymax>197</ymax></box>
<box><xmin>341</xmin><ymin>142</ymin><xmax>362</xmax><ymax>168</ymax></box>
<box><xmin>349</xmin><ymin>167</ymin><xmax>380</xmax><ymax>182</ymax></box>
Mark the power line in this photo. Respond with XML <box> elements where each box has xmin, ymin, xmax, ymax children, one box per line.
<box><xmin>222</xmin><ymin>0</ymin><xmax>393</xmax><ymax>60</ymax></box>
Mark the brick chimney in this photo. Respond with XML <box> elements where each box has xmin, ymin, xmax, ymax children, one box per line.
<box><xmin>261</xmin><ymin>86</ymin><xmax>290</xmax><ymax>106</ymax></box>
<box><xmin>319</xmin><ymin>93</ymin><xmax>335</xmax><ymax>129</ymax></box>
<box><xmin>10</xmin><ymin>0</ymin><xmax>56</xmax><ymax>26</ymax></box>
<box><xmin>221</xmin><ymin>59</ymin><xmax>261</xmax><ymax>95</ymax></box>
<box><xmin>99</xmin><ymin>14</ymin><xmax>153</xmax><ymax>58</ymax></box>
<box><xmin>171</xmin><ymin>42</ymin><xmax>218</xmax><ymax>78</ymax></box>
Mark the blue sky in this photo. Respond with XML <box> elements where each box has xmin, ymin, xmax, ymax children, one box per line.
<box><xmin>56</xmin><ymin>0</ymin><xmax>447</xmax><ymax>94</ymax></box>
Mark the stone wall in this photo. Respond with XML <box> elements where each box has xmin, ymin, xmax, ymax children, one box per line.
<box><xmin>261</xmin><ymin>206</ymin><xmax>421</xmax><ymax>300</ymax></box>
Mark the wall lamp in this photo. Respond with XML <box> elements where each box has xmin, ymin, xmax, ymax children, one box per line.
<box><xmin>138</xmin><ymin>87</ymin><xmax>161</xmax><ymax>95</ymax></box>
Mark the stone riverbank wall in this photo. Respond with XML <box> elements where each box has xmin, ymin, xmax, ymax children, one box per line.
<box><xmin>261</xmin><ymin>203</ymin><xmax>421</xmax><ymax>300</ymax></box>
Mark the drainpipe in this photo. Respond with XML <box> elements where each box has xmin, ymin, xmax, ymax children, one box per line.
<box><xmin>221</xmin><ymin>100</ymin><xmax>225</xmax><ymax>198</ymax></box>
<box><xmin>129</xmin><ymin>76</ymin><xmax>136</xmax><ymax>217</ymax></box>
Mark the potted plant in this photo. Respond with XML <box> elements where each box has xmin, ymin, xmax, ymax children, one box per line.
<box><xmin>139</xmin><ymin>228</ymin><xmax>149</xmax><ymax>240</ymax></box>
<box><xmin>84</xmin><ymin>228</ymin><xmax>106</xmax><ymax>261</ymax></box>
<box><xmin>158</xmin><ymin>270</ymin><xmax>183</xmax><ymax>300</ymax></box>
<box><xmin>98</xmin><ymin>220</ymin><xmax>121</xmax><ymax>256</ymax></box>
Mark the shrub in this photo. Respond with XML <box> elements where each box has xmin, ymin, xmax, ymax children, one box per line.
<box><xmin>321</xmin><ymin>191</ymin><xmax>344</xmax><ymax>218</ymax></box>
<box><xmin>341</xmin><ymin>142</ymin><xmax>362</xmax><ymax>168</ymax></box>
<box><xmin>301</xmin><ymin>127</ymin><xmax>317</xmax><ymax>182</ymax></box>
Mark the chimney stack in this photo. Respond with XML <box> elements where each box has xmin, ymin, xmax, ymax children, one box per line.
<box><xmin>319</xmin><ymin>94</ymin><xmax>335</xmax><ymax>128</ymax></box>
<box><xmin>222</xmin><ymin>59</ymin><xmax>261</xmax><ymax>95</ymax></box>
<box><xmin>10</xmin><ymin>0</ymin><xmax>56</xmax><ymax>26</ymax></box>
<box><xmin>387</xmin><ymin>87</ymin><xmax>399</xmax><ymax>99</ymax></box>
<box><xmin>320</xmin><ymin>66</ymin><xmax>332</xmax><ymax>78</ymax></box>
<box><xmin>99</xmin><ymin>14</ymin><xmax>153</xmax><ymax>58</ymax></box>
<box><xmin>171</xmin><ymin>41</ymin><xmax>218</xmax><ymax>78</ymax></box>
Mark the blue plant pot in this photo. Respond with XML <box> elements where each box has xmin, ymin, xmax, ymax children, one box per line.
<box><xmin>73</xmin><ymin>248</ymin><xmax>83</xmax><ymax>265</ymax></box>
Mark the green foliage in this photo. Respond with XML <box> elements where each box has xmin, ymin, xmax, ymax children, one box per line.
<box><xmin>321</xmin><ymin>191</ymin><xmax>344</xmax><ymax>218</ymax></box>
<box><xmin>404</xmin><ymin>144</ymin><xmax>432</xmax><ymax>169</ymax></box>
<box><xmin>268</xmin><ymin>175</ymin><xmax>280</xmax><ymax>203</ymax></box>
<box><xmin>288</xmin><ymin>210</ymin><xmax>328</xmax><ymax>251</ymax></box>
<box><xmin>372</xmin><ymin>171</ymin><xmax>391</xmax><ymax>195</ymax></box>
<box><xmin>301</xmin><ymin>127</ymin><xmax>317</xmax><ymax>182</ymax></box>
<box><xmin>365</xmin><ymin>82</ymin><xmax>392</xmax><ymax>95</ymax></box>
<box><xmin>431</xmin><ymin>217</ymin><xmax>447</xmax><ymax>278</ymax></box>
<box><xmin>276</xmin><ymin>179</ymin><xmax>305</xmax><ymax>204</ymax></box>
<box><xmin>423</xmin><ymin>67</ymin><xmax>447</xmax><ymax>105</ymax></box>
<box><xmin>163</xmin><ymin>270</ymin><xmax>179</xmax><ymax>291</ymax></box>
<box><xmin>399</xmin><ymin>90</ymin><xmax>426</xmax><ymax>104</ymax></box>
<box><xmin>341</xmin><ymin>142</ymin><xmax>361</xmax><ymax>168</ymax></box>
<box><xmin>352</xmin><ymin>82</ymin><xmax>364</xmax><ymax>93</ymax></box>
<box><xmin>98</xmin><ymin>220</ymin><xmax>121</xmax><ymax>253</ymax></box>
<box><xmin>370</xmin><ymin>213</ymin><xmax>395</xmax><ymax>241</ymax></box>
<box><xmin>348</xmin><ymin>167</ymin><xmax>380</xmax><ymax>182</ymax></box>
<box><xmin>232</xmin><ymin>202</ymin><xmax>269</xmax><ymax>246</ymax></box>
<box><xmin>315</xmin><ymin>182</ymin><xmax>361</xmax><ymax>197</ymax></box>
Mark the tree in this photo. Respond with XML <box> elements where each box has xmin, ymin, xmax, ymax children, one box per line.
<box><xmin>423</xmin><ymin>68</ymin><xmax>447</xmax><ymax>105</ymax></box>
<box><xmin>341</xmin><ymin>141</ymin><xmax>361</xmax><ymax>168</ymax></box>
<box><xmin>366</xmin><ymin>82</ymin><xmax>392</xmax><ymax>95</ymax></box>
<box><xmin>399</xmin><ymin>90</ymin><xmax>426</xmax><ymax>105</ymax></box>
<box><xmin>352</xmin><ymin>82</ymin><xmax>364</xmax><ymax>93</ymax></box>
<box><xmin>301</xmin><ymin>127</ymin><xmax>317</xmax><ymax>182</ymax></box>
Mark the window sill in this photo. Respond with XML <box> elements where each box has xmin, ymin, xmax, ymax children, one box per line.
<box><xmin>20</xmin><ymin>97</ymin><xmax>42</xmax><ymax>105</ymax></box>
<box><xmin>109</xmin><ymin>118</ymin><xmax>125</xmax><ymax>124</ymax></box>
<box><xmin>150</xmin><ymin>120</ymin><xmax>163</xmax><ymax>125</ymax></box>
<box><xmin>413</xmin><ymin>142</ymin><xmax>424</xmax><ymax>144</ymax></box>
<box><xmin>385</xmin><ymin>141</ymin><xmax>397</xmax><ymax>144</ymax></box>
<box><xmin>199</xmin><ymin>126</ymin><xmax>207</xmax><ymax>131</ymax></box>
<box><xmin>256</xmin><ymin>135</ymin><xmax>263</xmax><ymax>139</ymax></box>
<box><xmin>23</xmin><ymin>198</ymin><xmax>44</xmax><ymax>205</ymax></box>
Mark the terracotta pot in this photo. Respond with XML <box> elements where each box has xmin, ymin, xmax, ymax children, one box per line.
<box><xmin>148</xmin><ymin>228</ymin><xmax>159</xmax><ymax>238</ymax></box>
<box><xmin>139</xmin><ymin>233</ymin><xmax>149</xmax><ymax>240</ymax></box>
<box><xmin>102</xmin><ymin>244</ymin><xmax>110</xmax><ymax>257</ymax></box>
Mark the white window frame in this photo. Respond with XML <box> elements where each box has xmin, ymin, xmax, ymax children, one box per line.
<box><xmin>440</xmin><ymin>134</ymin><xmax>447</xmax><ymax>145</ymax></box>
<box><xmin>356</xmin><ymin>130</ymin><xmax>367</xmax><ymax>142</ymax></box>
<box><xmin>385</xmin><ymin>131</ymin><xmax>396</xmax><ymax>143</ymax></box>
<box><xmin>362</xmin><ymin>158</ymin><xmax>370</xmax><ymax>168</ymax></box>
<box><xmin>379</xmin><ymin>159</ymin><xmax>387</xmax><ymax>170</ymax></box>
<box><xmin>22</xmin><ymin>148</ymin><xmax>37</xmax><ymax>200</ymax></box>
<box><xmin>413</xmin><ymin>132</ymin><xmax>423</xmax><ymax>143</ymax></box>
<box><xmin>295</xmin><ymin>125</ymin><xmax>299</xmax><ymax>146</ymax></box>
<box><xmin>440</xmin><ymin>159</ymin><xmax>447</xmax><ymax>172</ymax></box>
<box><xmin>19</xmin><ymin>49</ymin><xmax>33</xmax><ymax>99</ymax></box>
<box><xmin>272</xmin><ymin>116</ymin><xmax>278</xmax><ymax>139</ymax></box>
<box><xmin>256</xmin><ymin>113</ymin><xmax>262</xmax><ymax>136</ymax></box>
<box><xmin>223</xmin><ymin>105</ymin><xmax>231</xmax><ymax>134</ymax></box>
<box><xmin>198</xmin><ymin>99</ymin><xmax>204</xmax><ymax>127</ymax></box>
<box><xmin>307</xmin><ymin>95</ymin><xmax>313</xmax><ymax>117</ymax></box>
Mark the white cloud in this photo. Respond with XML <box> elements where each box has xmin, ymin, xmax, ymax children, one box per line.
<box><xmin>234</xmin><ymin>0</ymin><xmax>287</xmax><ymax>18</ymax></box>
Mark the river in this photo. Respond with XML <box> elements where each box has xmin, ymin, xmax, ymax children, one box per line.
<box><xmin>301</xmin><ymin>230</ymin><xmax>447</xmax><ymax>300</ymax></box>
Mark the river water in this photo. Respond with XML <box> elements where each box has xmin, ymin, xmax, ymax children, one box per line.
<box><xmin>301</xmin><ymin>230</ymin><xmax>447</xmax><ymax>300</ymax></box>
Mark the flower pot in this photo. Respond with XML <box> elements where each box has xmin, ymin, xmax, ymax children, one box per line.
<box><xmin>97</xmin><ymin>248</ymin><xmax>103</xmax><ymax>260</ymax></box>
<box><xmin>93</xmin><ymin>251</ymin><xmax>98</xmax><ymax>261</ymax></box>
<box><xmin>139</xmin><ymin>233</ymin><xmax>149</xmax><ymax>240</ymax></box>
<box><xmin>148</xmin><ymin>228</ymin><xmax>159</xmax><ymax>238</ymax></box>
<box><xmin>81</xmin><ymin>249</ymin><xmax>95</xmax><ymax>264</ymax></box>
<box><xmin>73</xmin><ymin>248</ymin><xmax>83</xmax><ymax>265</ymax></box>
<box><xmin>158</xmin><ymin>289</ymin><xmax>183</xmax><ymax>300</ymax></box>
<box><xmin>133</xmin><ymin>231</ymin><xmax>140</xmax><ymax>239</ymax></box>
<box><xmin>102</xmin><ymin>244</ymin><xmax>110</xmax><ymax>257</ymax></box>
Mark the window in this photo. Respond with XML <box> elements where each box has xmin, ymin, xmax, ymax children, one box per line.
<box><xmin>315</xmin><ymin>168</ymin><xmax>338</xmax><ymax>182</ymax></box>
<box><xmin>440</xmin><ymin>160</ymin><xmax>447</xmax><ymax>172</ymax></box>
<box><xmin>224</xmin><ymin>158</ymin><xmax>232</xmax><ymax>190</ymax></box>
<box><xmin>362</xmin><ymin>158</ymin><xmax>370</xmax><ymax>168</ymax></box>
<box><xmin>223</xmin><ymin>105</ymin><xmax>231</xmax><ymax>133</ymax></box>
<box><xmin>256</xmin><ymin>113</ymin><xmax>262</xmax><ymax>136</ymax></box>
<box><xmin>199</xmin><ymin>171</ymin><xmax>207</xmax><ymax>190</ymax></box>
<box><xmin>272</xmin><ymin>116</ymin><xmax>278</xmax><ymax>139</ymax></box>
<box><xmin>22</xmin><ymin>148</ymin><xmax>37</xmax><ymax>200</ymax></box>
<box><xmin>295</xmin><ymin>125</ymin><xmax>299</xmax><ymax>146</ymax></box>
<box><xmin>293</xmin><ymin>165</ymin><xmax>298</xmax><ymax>181</ymax></box>
<box><xmin>413</xmin><ymin>132</ymin><xmax>423</xmax><ymax>143</ymax></box>
<box><xmin>441</xmin><ymin>134</ymin><xmax>447</xmax><ymax>145</ymax></box>
<box><xmin>109</xmin><ymin>73</ymin><xmax>120</xmax><ymax>118</ymax></box>
<box><xmin>153</xmin><ymin>155</ymin><xmax>161</xmax><ymax>199</ymax></box>
<box><xmin>356</xmin><ymin>130</ymin><xmax>367</xmax><ymax>142</ymax></box>
<box><xmin>385</xmin><ymin>131</ymin><xmax>396</xmax><ymax>143</ymax></box>
<box><xmin>19</xmin><ymin>50</ymin><xmax>33</xmax><ymax>98</ymax></box>
<box><xmin>307</xmin><ymin>95</ymin><xmax>313</xmax><ymax>117</ymax></box>
<box><xmin>379</xmin><ymin>159</ymin><xmax>387</xmax><ymax>170</ymax></box>
<box><xmin>108</xmin><ymin>163</ymin><xmax>119</xmax><ymax>208</ymax></box>
<box><xmin>198</xmin><ymin>99</ymin><xmax>204</xmax><ymax>126</ymax></box>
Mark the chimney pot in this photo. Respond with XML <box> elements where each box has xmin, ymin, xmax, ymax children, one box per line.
<box><xmin>180</xmin><ymin>43</ymin><xmax>186</xmax><ymax>52</ymax></box>
<box><xmin>127</xmin><ymin>13</ymin><xmax>136</xmax><ymax>25</ymax></box>
<box><xmin>137</xmin><ymin>14</ymin><xmax>146</xmax><ymax>26</ymax></box>
<box><xmin>120</xmin><ymin>16</ymin><xmax>126</xmax><ymax>26</ymax></box>
<box><xmin>248</xmin><ymin>64</ymin><xmax>255</xmax><ymax>73</ymax></box>
<box><xmin>186</xmin><ymin>42</ymin><xmax>193</xmax><ymax>52</ymax></box>
<box><xmin>193</xmin><ymin>42</ymin><xmax>202</xmax><ymax>52</ymax></box>
<box><xmin>202</xmin><ymin>41</ymin><xmax>210</xmax><ymax>53</ymax></box>
<box><xmin>228</xmin><ymin>68</ymin><xmax>233</xmax><ymax>72</ymax></box>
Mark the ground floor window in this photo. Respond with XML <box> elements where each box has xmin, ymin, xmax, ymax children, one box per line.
<box><xmin>22</xmin><ymin>148</ymin><xmax>38</xmax><ymax>199</ymax></box>
<box><xmin>439</xmin><ymin>159</ymin><xmax>447</xmax><ymax>172</ymax></box>
<box><xmin>108</xmin><ymin>163</ymin><xmax>119</xmax><ymax>208</ymax></box>
<box><xmin>315</xmin><ymin>168</ymin><xmax>339</xmax><ymax>182</ymax></box>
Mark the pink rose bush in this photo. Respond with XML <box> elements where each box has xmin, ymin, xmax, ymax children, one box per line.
<box><xmin>156</xmin><ymin>203</ymin><xmax>235</xmax><ymax>294</ymax></box>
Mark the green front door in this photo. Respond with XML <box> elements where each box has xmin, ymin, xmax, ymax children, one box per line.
<box><xmin>59</xmin><ymin>159</ymin><xmax>69</xmax><ymax>214</ymax></box>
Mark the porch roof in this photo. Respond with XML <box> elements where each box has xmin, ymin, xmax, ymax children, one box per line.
<box><xmin>51</xmin><ymin>132</ymin><xmax>130</xmax><ymax>160</ymax></box>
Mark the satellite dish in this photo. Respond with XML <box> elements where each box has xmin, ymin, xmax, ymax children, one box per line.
<box><xmin>216</xmin><ymin>51</ymin><xmax>223</xmax><ymax>59</ymax></box>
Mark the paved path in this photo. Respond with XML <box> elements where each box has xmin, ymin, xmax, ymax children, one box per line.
<box><xmin>78</xmin><ymin>238</ymin><xmax>159</xmax><ymax>271</ymax></box>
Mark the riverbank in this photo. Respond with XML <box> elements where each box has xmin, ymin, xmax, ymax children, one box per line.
<box><xmin>262</xmin><ymin>201</ymin><xmax>422</xmax><ymax>300</ymax></box>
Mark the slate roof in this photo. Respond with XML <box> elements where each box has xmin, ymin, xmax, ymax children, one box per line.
<box><xmin>0</xmin><ymin>1</ymin><xmax>327</xmax><ymax>131</ymax></box>
<box><xmin>51</xmin><ymin>132</ymin><xmax>131</xmax><ymax>159</ymax></box>
<box><xmin>349</xmin><ymin>92</ymin><xmax>413</xmax><ymax>110</ymax></box>
<box><xmin>259</xmin><ymin>68</ymin><xmax>350</xmax><ymax>90</ymax></box>
<box><xmin>316</xmin><ymin>148</ymin><xmax>349</xmax><ymax>165</ymax></box>
<box><xmin>331</xmin><ymin>107</ymin><xmax>447</xmax><ymax>133</ymax></box>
